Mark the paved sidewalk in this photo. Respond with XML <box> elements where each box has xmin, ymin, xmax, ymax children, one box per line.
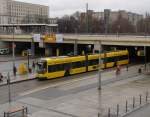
<box><xmin>0</xmin><ymin>72</ymin><xmax>35</xmax><ymax>86</ymax></box>
<box><xmin>0</xmin><ymin>56</ymin><xmax>39</xmax><ymax>85</ymax></box>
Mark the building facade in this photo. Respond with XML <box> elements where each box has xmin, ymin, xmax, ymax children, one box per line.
<box><xmin>0</xmin><ymin>0</ymin><xmax>49</xmax><ymax>24</ymax></box>
<box><xmin>0</xmin><ymin>0</ymin><xmax>10</xmax><ymax>24</ymax></box>
<box><xmin>10</xmin><ymin>0</ymin><xmax>49</xmax><ymax>24</ymax></box>
<box><xmin>92</xmin><ymin>10</ymin><xmax>143</xmax><ymax>26</ymax></box>
<box><xmin>0</xmin><ymin>0</ymin><xmax>58</xmax><ymax>34</ymax></box>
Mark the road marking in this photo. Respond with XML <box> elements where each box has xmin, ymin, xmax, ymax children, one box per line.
<box><xmin>19</xmin><ymin>74</ymin><xmax>96</xmax><ymax>96</ymax></box>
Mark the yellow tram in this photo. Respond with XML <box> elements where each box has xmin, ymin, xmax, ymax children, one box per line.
<box><xmin>36</xmin><ymin>50</ymin><xmax>129</xmax><ymax>80</ymax></box>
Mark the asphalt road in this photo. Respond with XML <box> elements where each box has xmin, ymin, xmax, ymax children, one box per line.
<box><xmin>0</xmin><ymin>65</ymin><xmax>141</xmax><ymax>105</ymax></box>
<box><xmin>0</xmin><ymin>71</ymin><xmax>98</xmax><ymax>104</ymax></box>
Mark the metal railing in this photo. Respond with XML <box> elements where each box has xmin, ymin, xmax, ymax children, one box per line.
<box><xmin>106</xmin><ymin>91</ymin><xmax>149</xmax><ymax>117</ymax></box>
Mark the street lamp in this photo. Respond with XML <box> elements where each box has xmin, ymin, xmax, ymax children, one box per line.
<box><xmin>98</xmin><ymin>41</ymin><xmax>102</xmax><ymax>117</ymax></box>
<box><xmin>7</xmin><ymin>73</ymin><xmax>11</xmax><ymax>106</ymax></box>
<box><xmin>12</xmin><ymin>24</ymin><xmax>16</xmax><ymax>77</ymax></box>
<box><xmin>98</xmin><ymin>41</ymin><xmax>102</xmax><ymax>90</ymax></box>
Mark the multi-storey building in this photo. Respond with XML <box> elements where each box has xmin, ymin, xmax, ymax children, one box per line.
<box><xmin>0</xmin><ymin>0</ymin><xmax>58</xmax><ymax>34</ymax></box>
<box><xmin>93</xmin><ymin>10</ymin><xmax>143</xmax><ymax>26</ymax></box>
<box><xmin>10</xmin><ymin>0</ymin><xmax>49</xmax><ymax>24</ymax></box>
<box><xmin>0</xmin><ymin>0</ymin><xmax>10</xmax><ymax>24</ymax></box>
<box><xmin>0</xmin><ymin>0</ymin><xmax>49</xmax><ymax>24</ymax></box>
<box><xmin>81</xmin><ymin>9</ymin><xmax>143</xmax><ymax>26</ymax></box>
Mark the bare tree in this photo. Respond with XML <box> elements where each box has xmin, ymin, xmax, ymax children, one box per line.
<box><xmin>111</xmin><ymin>14</ymin><xmax>135</xmax><ymax>33</ymax></box>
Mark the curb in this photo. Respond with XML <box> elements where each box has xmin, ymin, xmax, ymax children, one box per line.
<box><xmin>0</xmin><ymin>77</ymin><xmax>36</xmax><ymax>87</ymax></box>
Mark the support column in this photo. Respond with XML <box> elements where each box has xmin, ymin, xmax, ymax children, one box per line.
<box><xmin>31</xmin><ymin>39</ymin><xmax>35</xmax><ymax>58</ymax></box>
<box><xmin>56</xmin><ymin>48</ymin><xmax>60</xmax><ymax>56</ymax></box>
<box><xmin>144</xmin><ymin>46</ymin><xmax>147</xmax><ymax>70</ymax></box>
<box><xmin>45</xmin><ymin>44</ymin><xmax>53</xmax><ymax>56</ymax></box>
<box><xmin>93</xmin><ymin>41</ymin><xmax>100</xmax><ymax>54</ymax></box>
<box><xmin>74</xmin><ymin>40</ymin><xmax>78</xmax><ymax>56</ymax></box>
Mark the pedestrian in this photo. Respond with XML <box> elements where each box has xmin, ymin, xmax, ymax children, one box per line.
<box><xmin>13</xmin><ymin>66</ymin><xmax>17</xmax><ymax>77</ymax></box>
<box><xmin>126</xmin><ymin>65</ymin><xmax>128</xmax><ymax>71</ymax></box>
<box><xmin>0</xmin><ymin>73</ymin><xmax>3</xmax><ymax>81</ymax></box>
<box><xmin>138</xmin><ymin>67</ymin><xmax>142</xmax><ymax>73</ymax></box>
<box><xmin>116</xmin><ymin>65</ymin><xmax>121</xmax><ymax>75</ymax></box>
<box><xmin>32</xmin><ymin>61</ymin><xmax>35</xmax><ymax>70</ymax></box>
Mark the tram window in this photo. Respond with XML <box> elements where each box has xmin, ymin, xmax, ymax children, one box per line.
<box><xmin>88</xmin><ymin>59</ymin><xmax>98</xmax><ymax>66</ymax></box>
<box><xmin>104</xmin><ymin>57</ymin><xmax>115</xmax><ymax>63</ymax></box>
<box><xmin>48</xmin><ymin>64</ymin><xmax>64</xmax><ymax>72</ymax></box>
<box><xmin>64</xmin><ymin>63</ymin><xmax>71</xmax><ymax>70</ymax></box>
<box><xmin>118</xmin><ymin>56</ymin><xmax>128</xmax><ymax>60</ymax></box>
<box><xmin>72</xmin><ymin>61</ymin><xmax>85</xmax><ymax>68</ymax></box>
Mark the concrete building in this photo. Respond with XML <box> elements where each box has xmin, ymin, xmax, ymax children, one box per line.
<box><xmin>0</xmin><ymin>0</ymin><xmax>58</xmax><ymax>34</ymax></box>
<box><xmin>92</xmin><ymin>10</ymin><xmax>143</xmax><ymax>26</ymax></box>
<box><xmin>0</xmin><ymin>0</ymin><xmax>49</xmax><ymax>24</ymax></box>
<box><xmin>0</xmin><ymin>0</ymin><xmax>10</xmax><ymax>24</ymax></box>
<box><xmin>82</xmin><ymin>9</ymin><xmax>143</xmax><ymax>27</ymax></box>
<box><xmin>10</xmin><ymin>0</ymin><xmax>49</xmax><ymax>24</ymax></box>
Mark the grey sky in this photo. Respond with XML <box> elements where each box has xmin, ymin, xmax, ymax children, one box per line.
<box><xmin>17</xmin><ymin>0</ymin><xmax>149</xmax><ymax>18</ymax></box>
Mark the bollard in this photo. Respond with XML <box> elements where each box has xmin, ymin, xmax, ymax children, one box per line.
<box><xmin>133</xmin><ymin>97</ymin><xmax>135</xmax><ymax>109</ymax></box>
<box><xmin>108</xmin><ymin>108</ymin><xmax>110</xmax><ymax>117</ymax></box>
<box><xmin>126</xmin><ymin>100</ymin><xmax>128</xmax><ymax>113</ymax></box>
<box><xmin>117</xmin><ymin>104</ymin><xmax>119</xmax><ymax>117</ymax></box>
<box><xmin>140</xmin><ymin>94</ymin><xmax>142</xmax><ymax>105</ymax></box>
<box><xmin>146</xmin><ymin>92</ymin><xmax>148</xmax><ymax>102</ymax></box>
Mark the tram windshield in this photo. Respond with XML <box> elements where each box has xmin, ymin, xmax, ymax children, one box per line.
<box><xmin>37</xmin><ymin>61</ymin><xmax>47</xmax><ymax>74</ymax></box>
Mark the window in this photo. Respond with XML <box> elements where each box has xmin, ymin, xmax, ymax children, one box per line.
<box><xmin>48</xmin><ymin>64</ymin><xmax>64</xmax><ymax>72</ymax></box>
<box><xmin>88</xmin><ymin>59</ymin><xmax>99</xmax><ymax>66</ymax></box>
<box><xmin>118</xmin><ymin>55</ymin><xmax>128</xmax><ymax>61</ymax></box>
<box><xmin>72</xmin><ymin>61</ymin><xmax>85</xmax><ymax>68</ymax></box>
<box><xmin>103</xmin><ymin>57</ymin><xmax>115</xmax><ymax>63</ymax></box>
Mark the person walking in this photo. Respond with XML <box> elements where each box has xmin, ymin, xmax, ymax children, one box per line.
<box><xmin>116</xmin><ymin>65</ymin><xmax>121</xmax><ymax>75</ymax></box>
<box><xmin>32</xmin><ymin>61</ymin><xmax>35</xmax><ymax>69</ymax></box>
<box><xmin>126</xmin><ymin>65</ymin><xmax>128</xmax><ymax>71</ymax></box>
<box><xmin>0</xmin><ymin>73</ymin><xmax>3</xmax><ymax>81</ymax></box>
<box><xmin>13</xmin><ymin>66</ymin><xmax>17</xmax><ymax>77</ymax></box>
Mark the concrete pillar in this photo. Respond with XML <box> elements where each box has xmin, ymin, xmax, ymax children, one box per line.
<box><xmin>144</xmin><ymin>46</ymin><xmax>147</xmax><ymax>70</ymax></box>
<box><xmin>31</xmin><ymin>40</ymin><xmax>35</xmax><ymax>58</ymax></box>
<box><xmin>56</xmin><ymin>48</ymin><xmax>59</xmax><ymax>56</ymax></box>
<box><xmin>93</xmin><ymin>41</ymin><xmax>100</xmax><ymax>54</ymax></box>
<box><xmin>45</xmin><ymin>44</ymin><xmax>53</xmax><ymax>56</ymax></box>
<box><xmin>74</xmin><ymin>40</ymin><xmax>78</xmax><ymax>56</ymax></box>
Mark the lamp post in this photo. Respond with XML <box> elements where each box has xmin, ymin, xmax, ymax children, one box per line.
<box><xmin>12</xmin><ymin>24</ymin><xmax>16</xmax><ymax>77</ymax></box>
<box><xmin>98</xmin><ymin>41</ymin><xmax>102</xmax><ymax>117</ymax></box>
<box><xmin>7</xmin><ymin>73</ymin><xmax>11</xmax><ymax>106</ymax></box>
<box><xmin>86</xmin><ymin>3</ymin><xmax>89</xmax><ymax>33</ymax></box>
<box><xmin>74</xmin><ymin>39</ymin><xmax>78</xmax><ymax>56</ymax></box>
<box><xmin>98</xmin><ymin>41</ymin><xmax>102</xmax><ymax>90</ymax></box>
